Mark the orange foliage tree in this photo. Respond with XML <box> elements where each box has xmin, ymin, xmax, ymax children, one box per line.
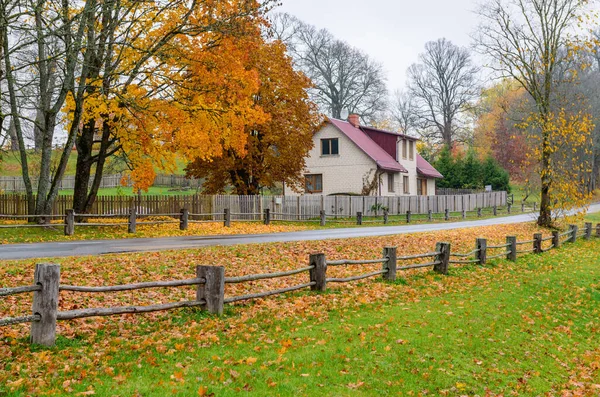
<box><xmin>185</xmin><ymin>38</ymin><xmax>321</xmax><ymax>195</ymax></box>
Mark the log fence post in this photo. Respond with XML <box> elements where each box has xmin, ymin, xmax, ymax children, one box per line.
<box><xmin>382</xmin><ymin>246</ymin><xmax>397</xmax><ymax>281</ymax></box>
<box><xmin>475</xmin><ymin>238</ymin><xmax>487</xmax><ymax>265</ymax></box>
<box><xmin>521</xmin><ymin>203</ymin><xmax>525</xmax><ymax>212</ymax></box>
<box><xmin>356</xmin><ymin>212</ymin><xmax>362</xmax><ymax>225</ymax></box>
<box><xmin>196</xmin><ymin>266</ymin><xmax>224</xmax><ymax>316</ymax></box>
<box><xmin>569</xmin><ymin>224</ymin><xmax>578</xmax><ymax>243</ymax></box>
<box><xmin>493</xmin><ymin>205</ymin><xmax>497</xmax><ymax>216</ymax></box>
<box><xmin>309</xmin><ymin>253</ymin><xmax>327</xmax><ymax>291</ymax></box>
<box><xmin>428</xmin><ymin>210</ymin><xmax>432</xmax><ymax>222</ymax></box>
<box><xmin>224</xmin><ymin>208</ymin><xmax>231</xmax><ymax>227</ymax></box>
<box><xmin>477</xmin><ymin>208</ymin><xmax>482</xmax><ymax>218</ymax></box>
<box><xmin>444</xmin><ymin>208</ymin><xmax>449</xmax><ymax>221</ymax></box>
<box><xmin>596</xmin><ymin>223</ymin><xmax>600</xmax><ymax>238</ymax></box>
<box><xmin>552</xmin><ymin>231</ymin><xmax>560</xmax><ymax>249</ymax></box>
<box><xmin>533</xmin><ymin>233</ymin><xmax>542</xmax><ymax>254</ymax></box>
<box><xmin>462</xmin><ymin>209</ymin><xmax>466</xmax><ymax>219</ymax></box>
<box><xmin>406</xmin><ymin>210</ymin><xmax>411</xmax><ymax>223</ymax></box>
<box><xmin>64</xmin><ymin>209</ymin><xmax>74</xmax><ymax>236</ymax></box>
<box><xmin>584</xmin><ymin>222</ymin><xmax>592</xmax><ymax>240</ymax></box>
<box><xmin>506</xmin><ymin>236</ymin><xmax>517</xmax><ymax>261</ymax></box>
<box><xmin>320</xmin><ymin>210</ymin><xmax>326</xmax><ymax>226</ymax></box>
<box><xmin>180</xmin><ymin>208</ymin><xmax>188</xmax><ymax>231</ymax></box>
<box><xmin>30</xmin><ymin>263</ymin><xmax>60</xmax><ymax>346</ymax></box>
<box><xmin>128</xmin><ymin>207</ymin><xmax>137</xmax><ymax>233</ymax></box>
<box><xmin>264</xmin><ymin>209</ymin><xmax>271</xmax><ymax>225</ymax></box>
<box><xmin>507</xmin><ymin>204</ymin><xmax>511</xmax><ymax>214</ymax></box>
<box><xmin>434</xmin><ymin>242</ymin><xmax>450</xmax><ymax>275</ymax></box>
<box><xmin>533</xmin><ymin>202</ymin><xmax>537</xmax><ymax>211</ymax></box>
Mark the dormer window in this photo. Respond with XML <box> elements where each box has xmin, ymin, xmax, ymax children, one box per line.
<box><xmin>409</xmin><ymin>140</ymin><xmax>414</xmax><ymax>160</ymax></box>
<box><xmin>321</xmin><ymin>138</ymin><xmax>339</xmax><ymax>156</ymax></box>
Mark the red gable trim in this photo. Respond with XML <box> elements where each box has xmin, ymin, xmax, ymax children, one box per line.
<box><xmin>417</xmin><ymin>154</ymin><xmax>444</xmax><ymax>179</ymax></box>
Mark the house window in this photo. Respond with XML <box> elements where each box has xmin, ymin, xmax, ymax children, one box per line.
<box><xmin>305</xmin><ymin>174</ymin><xmax>323</xmax><ymax>193</ymax></box>
<box><xmin>402</xmin><ymin>139</ymin><xmax>407</xmax><ymax>159</ymax></box>
<box><xmin>321</xmin><ymin>138</ymin><xmax>339</xmax><ymax>156</ymax></box>
<box><xmin>409</xmin><ymin>140</ymin><xmax>414</xmax><ymax>160</ymax></box>
<box><xmin>403</xmin><ymin>175</ymin><xmax>410</xmax><ymax>194</ymax></box>
<box><xmin>388</xmin><ymin>173</ymin><xmax>395</xmax><ymax>193</ymax></box>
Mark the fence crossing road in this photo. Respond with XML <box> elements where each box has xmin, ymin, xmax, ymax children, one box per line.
<box><xmin>1</xmin><ymin>204</ymin><xmax>599</xmax><ymax>260</ymax></box>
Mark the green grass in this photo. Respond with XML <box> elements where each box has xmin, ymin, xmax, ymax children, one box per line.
<box><xmin>6</xmin><ymin>238</ymin><xmax>598</xmax><ymax>396</ymax></box>
<box><xmin>585</xmin><ymin>212</ymin><xmax>600</xmax><ymax>223</ymax></box>
<box><xmin>57</xmin><ymin>186</ymin><xmax>200</xmax><ymax>196</ymax></box>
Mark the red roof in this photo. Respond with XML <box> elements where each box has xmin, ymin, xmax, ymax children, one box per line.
<box><xmin>328</xmin><ymin>118</ymin><xmax>407</xmax><ymax>173</ymax></box>
<box><xmin>417</xmin><ymin>154</ymin><xmax>444</xmax><ymax>179</ymax></box>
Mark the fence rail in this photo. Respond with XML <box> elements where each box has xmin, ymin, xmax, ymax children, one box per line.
<box><xmin>3</xmin><ymin>222</ymin><xmax>595</xmax><ymax>346</ymax></box>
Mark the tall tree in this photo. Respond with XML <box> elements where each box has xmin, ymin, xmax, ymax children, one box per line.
<box><xmin>407</xmin><ymin>38</ymin><xmax>480</xmax><ymax>147</ymax></box>
<box><xmin>272</xmin><ymin>13</ymin><xmax>388</xmax><ymax>123</ymax></box>
<box><xmin>475</xmin><ymin>0</ymin><xmax>597</xmax><ymax>226</ymax></box>
<box><xmin>186</xmin><ymin>38</ymin><xmax>320</xmax><ymax>194</ymax></box>
<box><xmin>390</xmin><ymin>89</ymin><xmax>419</xmax><ymax>136</ymax></box>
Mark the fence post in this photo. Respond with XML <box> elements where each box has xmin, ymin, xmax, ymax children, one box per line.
<box><xmin>533</xmin><ymin>233</ymin><xmax>542</xmax><ymax>254</ymax></box>
<box><xmin>382</xmin><ymin>246</ymin><xmax>397</xmax><ymax>281</ymax></box>
<box><xmin>569</xmin><ymin>224</ymin><xmax>578</xmax><ymax>243</ymax></box>
<box><xmin>444</xmin><ymin>208</ymin><xmax>449</xmax><ymax>221</ymax></box>
<box><xmin>552</xmin><ymin>231</ymin><xmax>560</xmax><ymax>249</ymax></box>
<box><xmin>462</xmin><ymin>209</ymin><xmax>466</xmax><ymax>219</ymax></box>
<box><xmin>506</xmin><ymin>236</ymin><xmax>517</xmax><ymax>261</ymax></box>
<box><xmin>64</xmin><ymin>209</ymin><xmax>74</xmax><ymax>236</ymax></box>
<box><xmin>507</xmin><ymin>204</ymin><xmax>511</xmax><ymax>214</ymax></box>
<box><xmin>428</xmin><ymin>210</ymin><xmax>432</xmax><ymax>222</ymax></box>
<box><xmin>309</xmin><ymin>253</ymin><xmax>327</xmax><ymax>291</ymax></box>
<box><xmin>224</xmin><ymin>208</ymin><xmax>231</xmax><ymax>227</ymax></box>
<box><xmin>406</xmin><ymin>210</ymin><xmax>411</xmax><ymax>223</ymax></box>
<box><xmin>521</xmin><ymin>203</ymin><xmax>525</xmax><ymax>212</ymax></box>
<box><xmin>180</xmin><ymin>208</ymin><xmax>188</xmax><ymax>231</ymax></box>
<box><xmin>356</xmin><ymin>212</ymin><xmax>362</xmax><ymax>225</ymax></box>
<box><xmin>383</xmin><ymin>210</ymin><xmax>388</xmax><ymax>225</ymax></box>
<box><xmin>584</xmin><ymin>222</ymin><xmax>592</xmax><ymax>240</ymax></box>
<box><xmin>493</xmin><ymin>205</ymin><xmax>497</xmax><ymax>216</ymax></box>
<box><xmin>434</xmin><ymin>242</ymin><xmax>450</xmax><ymax>275</ymax></box>
<box><xmin>477</xmin><ymin>208</ymin><xmax>482</xmax><ymax>218</ymax></box>
<box><xmin>475</xmin><ymin>238</ymin><xmax>487</xmax><ymax>265</ymax></box>
<box><xmin>596</xmin><ymin>223</ymin><xmax>600</xmax><ymax>238</ymax></box>
<box><xmin>264</xmin><ymin>209</ymin><xmax>271</xmax><ymax>225</ymax></box>
<box><xmin>319</xmin><ymin>210</ymin><xmax>326</xmax><ymax>226</ymax></box>
<box><xmin>533</xmin><ymin>202</ymin><xmax>537</xmax><ymax>211</ymax></box>
<box><xmin>30</xmin><ymin>263</ymin><xmax>60</xmax><ymax>346</ymax></box>
<box><xmin>196</xmin><ymin>266</ymin><xmax>224</xmax><ymax>316</ymax></box>
<box><xmin>128</xmin><ymin>207</ymin><xmax>137</xmax><ymax>233</ymax></box>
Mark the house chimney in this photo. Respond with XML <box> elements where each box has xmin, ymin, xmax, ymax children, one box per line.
<box><xmin>348</xmin><ymin>114</ymin><xmax>360</xmax><ymax>128</ymax></box>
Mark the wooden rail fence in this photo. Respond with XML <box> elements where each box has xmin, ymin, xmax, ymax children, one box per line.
<box><xmin>1</xmin><ymin>201</ymin><xmax>531</xmax><ymax>236</ymax></box>
<box><xmin>1</xmin><ymin>222</ymin><xmax>597</xmax><ymax>346</ymax></box>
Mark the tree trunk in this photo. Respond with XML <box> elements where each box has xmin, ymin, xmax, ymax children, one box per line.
<box><xmin>538</xmin><ymin>131</ymin><xmax>552</xmax><ymax>227</ymax></box>
<box><xmin>72</xmin><ymin>120</ymin><xmax>96</xmax><ymax>217</ymax></box>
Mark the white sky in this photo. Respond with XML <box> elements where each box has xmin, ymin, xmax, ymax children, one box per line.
<box><xmin>277</xmin><ymin>0</ymin><xmax>482</xmax><ymax>91</ymax></box>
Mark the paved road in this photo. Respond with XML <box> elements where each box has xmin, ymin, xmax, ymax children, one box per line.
<box><xmin>2</xmin><ymin>204</ymin><xmax>599</xmax><ymax>260</ymax></box>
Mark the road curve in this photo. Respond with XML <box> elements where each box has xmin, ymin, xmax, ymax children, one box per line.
<box><xmin>2</xmin><ymin>204</ymin><xmax>599</xmax><ymax>260</ymax></box>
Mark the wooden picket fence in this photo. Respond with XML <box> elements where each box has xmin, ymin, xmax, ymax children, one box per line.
<box><xmin>1</xmin><ymin>222</ymin><xmax>596</xmax><ymax>346</ymax></box>
<box><xmin>0</xmin><ymin>192</ymin><xmax>507</xmax><ymax>217</ymax></box>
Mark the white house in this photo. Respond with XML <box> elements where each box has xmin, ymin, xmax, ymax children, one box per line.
<box><xmin>286</xmin><ymin>115</ymin><xmax>443</xmax><ymax>196</ymax></box>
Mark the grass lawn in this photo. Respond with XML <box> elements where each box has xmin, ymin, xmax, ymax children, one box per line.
<box><xmin>57</xmin><ymin>186</ymin><xmax>200</xmax><ymax>196</ymax></box>
<box><xmin>1</xmin><ymin>222</ymin><xmax>599</xmax><ymax>395</ymax></box>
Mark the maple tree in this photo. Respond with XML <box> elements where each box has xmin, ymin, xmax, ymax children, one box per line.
<box><xmin>185</xmin><ymin>37</ymin><xmax>321</xmax><ymax>195</ymax></box>
<box><xmin>476</xmin><ymin>0</ymin><xmax>598</xmax><ymax>226</ymax></box>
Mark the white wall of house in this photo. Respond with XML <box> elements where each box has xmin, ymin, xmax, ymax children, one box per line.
<box><xmin>396</xmin><ymin>138</ymin><xmax>421</xmax><ymax>195</ymax></box>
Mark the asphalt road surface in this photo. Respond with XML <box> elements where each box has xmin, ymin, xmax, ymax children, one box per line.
<box><xmin>2</xmin><ymin>204</ymin><xmax>599</xmax><ymax>260</ymax></box>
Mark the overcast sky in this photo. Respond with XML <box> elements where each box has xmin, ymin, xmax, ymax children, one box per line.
<box><xmin>277</xmin><ymin>0</ymin><xmax>482</xmax><ymax>91</ymax></box>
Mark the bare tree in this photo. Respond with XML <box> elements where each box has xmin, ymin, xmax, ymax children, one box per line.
<box><xmin>390</xmin><ymin>89</ymin><xmax>419</xmax><ymax>135</ymax></box>
<box><xmin>406</xmin><ymin>38</ymin><xmax>480</xmax><ymax>147</ymax></box>
<box><xmin>272</xmin><ymin>14</ymin><xmax>388</xmax><ymax>122</ymax></box>
<box><xmin>475</xmin><ymin>0</ymin><xmax>596</xmax><ymax>227</ymax></box>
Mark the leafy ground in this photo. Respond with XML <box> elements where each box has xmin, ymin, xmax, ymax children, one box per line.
<box><xmin>0</xmin><ymin>207</ymin><xmax>533</xmax><ymax>244</ymax></box>
<box><xmin>2</xmin><ymin>222</ymin><xmax>600</xmax><ymax>395</ymax></box>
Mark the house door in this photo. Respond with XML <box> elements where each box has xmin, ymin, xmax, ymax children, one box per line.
<box><xmin>417</xmin><ymin>178</ymin><xmax>427</xmax><ymax>196</ymax></box>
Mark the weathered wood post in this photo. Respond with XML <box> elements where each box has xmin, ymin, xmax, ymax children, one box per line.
<box><xmin>475</xmin><ymin>238</ymin><xmax>487</xmax><ymax>265</ymax></box>
<box><xmin>533</xmin><ymin>233</ymin><xmax>543</xmax><ymax>254</ymax></box>
<box><xmin>493</xmin><ymin>205</ymin><xmax>497</xmax><ymax>216</ymax></box>
<box><xmin>406</xmin><ymin>210</ymin><xmax>411</xmax><ymax>223</ymax></box>
<box><xmin>224</xmin><ymin>208</ymin><xmax>231</xmax><ymax>227</ymax></box>
<box><xmin>444</xmin><ymin>208</ymin><xmax>449</xmax><ymax>221</ymax></box>
<box><xmin>196</xmin><ymin>266</ymin><xmax>224</xmax><ymax>316</ymax></box>
<box><xmin>128</xmin><ymin>207</ymin><xmax>137</xmax><ymax>233</ymax></box>
<box><xmin>434</xmin><ymin>242</ymin><xmax>450</xmax><ymax>275</ymax></box>
<box><xmin>506</xmin><ymin>236</ymin><xmax>517</xmax><ymax>261</ymax></box>
<box><xmin>521</xmin><ymin>202</ymin><xmax>525</xmax><ymax>212</ymax></box>
<box><xmin>31</xmin><ymin>263</ymin><xmax>60</xmax><ymax>346</ymax></box>
<box><xmin>382</xmin><ymin>246</ymin><xmax>397</xmax><ymax>281</ymax></box>
<box><xmin>507</xmin><ymin>204</ymin><xmax>511</xmax><ymax>214</ymax></box>
<box><xmin>356</xmin><ymin>212</ymin><xmax>362</xmax><ymax>225</ymax></box>
<box><xmin>309</xmin><ymin>253</ymin><xmax>327</xmax><ymax>291</ymax></box>
<box><xmin>477</xmin><ymin>208</ymin><xmax>482</xmax><ymax>218</ymax></box>
<box><xmin>428</xmin><ymin>210</ymin><xmax>432</xmax><ymax>222</ymax></box>
<box><xmin>533</xmin><ymin>202</ymin><xmax>537</xmax><ymax>211</ymax></box>
<box><xmin>64</xmin><ymin>209</ymin><xmax>74</xmax><ymax>236</ymax></box>
<box><xmin>383</xmin><ymin>210</ymin><xmax>389</xmax><ymax>225</ymax></box>
<box><xmin>584</xmin><ymin>222</ymin><xmax>592</xmax><ymax>240</ymax></box>
<box><xmin>320</xmin><ymin>210</ymin><xmax>326</xmax><ymax>226</ymax></box>
<box><xmin>462</xmin><ymin>209</ymin><xmax>466</xmax><ymax>219</ymax></box>
<box><xmin>596</xmin><ymin>223</ymin><xmax>600</xmax><ymax>238</ymax></box>
<box><xmin>569</xmin><ymin>224</ymin><xmax>578</xmax><ymax>243</ymax></box>
<box><xmin>264</xmin><ymin>209</ymin><xmax>271</xmax><ymax>225</ymax></box>
<box><xmin>180</xmin><ymin>208</ymin><xmax>188</xmax><ymax>231</ymax></box>
<box><xmin>552</xmin><ymin>231</ymin><xmax>560</xmax><ymax>249</ymax></box>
